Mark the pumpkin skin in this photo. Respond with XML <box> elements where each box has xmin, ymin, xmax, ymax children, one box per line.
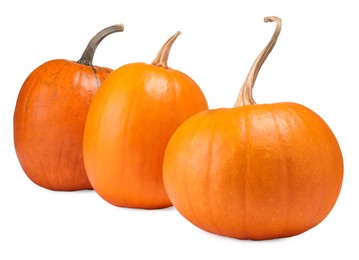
<box><xmin>83</xmin><ymin>32</ymin><xmax>208</xmax><ymax>209</ymax></box>
<box><xmin>163</xmin><ymin>103</ymin><xmax>343</xmax><ymax>240</ymax></box>
<box><xmin>162</xmin><ymin>17</ymin><xmax>343</xmax><ymax>240</ymax></box>
<box><xmin>14</xmin><ymin>25</ymin><xmax>124</xmax><ymax>191</ymax></box>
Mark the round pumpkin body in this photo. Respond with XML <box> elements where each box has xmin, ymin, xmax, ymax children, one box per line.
<box><xmin>83</xmin><ymin>62</ymin><xmax>208</xmax><ymax>209</ymax></box>
<box><xmin>14</xmin><ymin>59</ymin><xmax>112</xmax><ymax>190</ymax></box>
<box><xmin>163</xmin><ymin>102</ymin><xmax>343</xmax><ymax>240</ymax></box>
<box><xmin>14</xmin><ymin>24</ymin><xmax>124</xmax><ymax>191</ymax></box>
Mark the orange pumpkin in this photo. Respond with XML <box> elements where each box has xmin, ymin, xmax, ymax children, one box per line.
<box><xmin>163</xmin><ymin>17</ymin><xmax>343</xmax><ymax>240</ymax></box>
<box><xmin>14</xmin><ymin>24</ymin><xmax>124</xmax><ymax>191</ymax></box>
<box><xmin>83</xmin><ymin>32</ymin><xmax>208</xmax><ymax>209</ymax></box>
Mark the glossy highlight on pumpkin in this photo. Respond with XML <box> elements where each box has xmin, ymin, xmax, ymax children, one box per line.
<box><xmin>83</xmin><ymin>32</ymin><xmax>208</xmax><ymax>209</ymax></box>
<box><xmin>162</xmin><ymin>17</ymin><xmax>343</xmax><ymax>240</ymax></box>
<box><xmin>13</xmin><ymin>24</ymin><xmax>124</xmax><ymax>191</ymax></box>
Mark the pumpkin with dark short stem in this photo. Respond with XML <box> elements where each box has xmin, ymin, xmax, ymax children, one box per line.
<box><xmin>14</xmin><ymin>24</ymin><xmax>124</xmax><ymax>191</ymax></box>
<box><xmin>163</xmin><ymin>17</ymin><xmax>343</xmax><ymax>240</ymax></box>
<box><xmin>83</xmin><ymin>32</ymin><xmax>208</xmax><ymax>209</ymax></box>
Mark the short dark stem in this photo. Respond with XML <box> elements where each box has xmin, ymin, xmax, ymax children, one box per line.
<box><xmin>77</xmin><ymin>24</ymin><xmax>124</xmax><ymax>66</ymax></box>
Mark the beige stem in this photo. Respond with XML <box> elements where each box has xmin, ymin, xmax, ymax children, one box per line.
<box><xmin>234</xmin><ymin>16</ymin><xmax>282</xmax><ymax>107</ymax></box>
<box><xmin>151</xmin><ymin>31</ymin><xmax>181</xmax><ymax>69</ymax></box>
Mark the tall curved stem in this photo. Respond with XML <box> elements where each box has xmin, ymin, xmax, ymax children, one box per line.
<box><xmin>234</xmin><ymin>16</ymin><xmax>282</xmax><ymax>107</ymax></box>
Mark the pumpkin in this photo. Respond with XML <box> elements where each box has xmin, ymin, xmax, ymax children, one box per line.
<box><xmin>83</xmin><ymin>31</ymin><xmax>208</xmax><ymax>209</ymax></box>
<box><xmin>163</xmin><ymin>17</ymin><xmax>343</xmax><ymax>240</ymax></box>
<box><xmin>14</xmin><ymin>24</ymin><xmax>124</xmax><ymax>191</ymax></box>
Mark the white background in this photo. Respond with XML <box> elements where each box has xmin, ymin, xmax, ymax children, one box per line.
<box><xmin>1</xmin><ymin>0</ymin><xmax>358</xmax><ymax>259</ymax></box>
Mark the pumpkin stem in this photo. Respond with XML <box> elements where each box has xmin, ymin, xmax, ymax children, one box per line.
<box><xmin>77</xmin><ymin>24</ymin><xmax>124</xmax><ymax>66</ymax></box>
<box><xmin>234</xmin><ymin>16</ymin><xmax>282</xmax><ymax>107</ymax></box>
<box><xmin>151</xmin><ymin>31</ymin><xmax>181</xmax><ymax>69</ymax></box>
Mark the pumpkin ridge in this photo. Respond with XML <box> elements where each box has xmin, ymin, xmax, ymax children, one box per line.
<box><xmin>166</xmin><ymin>70</ymin><xmax>190</xmax><ymax>108</ymax></box>
<box><xmin>121</xmin><ymin>85</ymin><xmax>139</xmax><ymax>202</ymax></box>
<box><xmin>157</xmin><ymin>67</ymin><xmax>176</xmax><ymax>101</ymax></box>
<box><xmin>242</xmin><ymin>108</ymin><xmax>251</xmax><ymax>238</ymax></box>
<box><xmin>57</xmin><ymin>63</ymin><xmax>93</xmax><ymax>189</ymax></box>
<box><xmin>151</xmin><ymin>70</ymin><xmax>178</xmax><ymax>204</ymax></box>
<box><xmin>205</xmin><ymin>117</ymin><xmax>225</xmax><ymax>235</ymax></box>
<box><xmin>281</xmin><ymin>103</ymin><xmax>340</xmax><ymax>229</ymax></box>
<box><xmin>292</xmin><ymin>105</ymin><xmax>327</xmax><ymax>229</ymax></box>
<box><xmin>280</xmin><ymin>103</ymin><xmax>337</xmax><ymax>231</ymax></box>
<box><xmin>184</xmin><ymin>118</ymin><xmax>210</xmax><ymax>230</ymax></box>
<box><xmin>131</xmin><ymin>66</ymin><xmax>154</xmax><ymax>203</ymax></box>
<box><xmin>118</xmin><ymin>70</ymin><xmax>145</xmax><ymax>204</ymax></box>
<box><xmin>18</xmin><ymin>61</ymin><xmax>71</xmax><ymax>190</ymax></box>
<box><xmin>89</xmin><ymin>75</ymin><xmax>132</xmax><ymax>203</ymax></box>
<box><xmin>89</xmin><ymin>65</ymin><xmax>101</xmax><ymax>88</ymax></box>
<box><xmin>265</xmin><ymin>104</ymin><xmax>292</xmax><ymax>237</ymax></box>
<box><xmin>121</xmin><ymin>65</ymin><xmax>163</xmax><ymax>205</ymax></box>
<box><xmin>85</xmin><ymin>73</ymin><xmax>120</xmax><ymax>190</ymax></box>
<box><xmin>278</xmin><ymin>103</ymin><xmax>319</xmax><ymax>231</ymax></box>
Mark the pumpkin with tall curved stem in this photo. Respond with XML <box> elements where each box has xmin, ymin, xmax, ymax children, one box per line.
<box><xmin>163</xmin><ymin>16</ymin><xmax>343</xmax><ymax>240</ymax></box>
